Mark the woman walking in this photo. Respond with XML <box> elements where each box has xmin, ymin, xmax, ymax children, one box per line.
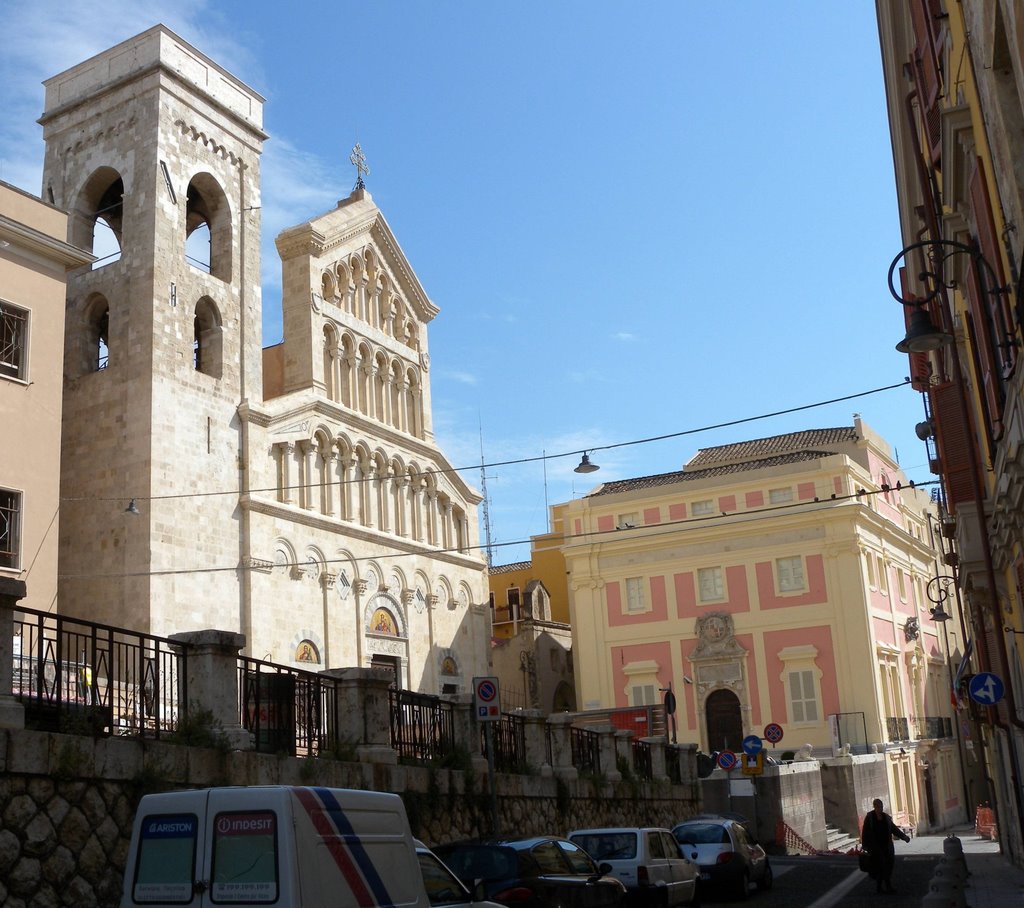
<box><xmin>861</xmin><ymin>799</ymin><xmax>910</xmax><ymax>893</ymax></box>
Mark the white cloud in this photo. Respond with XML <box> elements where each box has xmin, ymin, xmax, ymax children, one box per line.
<box><xmin>442</xmin><ymin>370</ymin><xmax>478</xmax><ymax>386</ymax></box>
<box><xmin>613</xmin><ymin>331</ymin><xmax>638</xmax><ymax>342</ymax></box>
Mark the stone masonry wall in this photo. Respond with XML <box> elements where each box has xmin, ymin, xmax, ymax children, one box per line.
<box><xmin>0</xmin><ymin>728</ymin><xmax>701</xmax><ymax>908</ymax></box>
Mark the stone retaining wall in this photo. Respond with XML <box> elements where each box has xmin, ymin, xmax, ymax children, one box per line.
<box><xmin>0</xmin><ymin>728</ymin><xmax>701</xmax><ymax>907</ymax></box>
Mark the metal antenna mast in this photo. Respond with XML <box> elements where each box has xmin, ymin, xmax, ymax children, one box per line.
<box><xmin>479</xmin><ymin>420</ymin><xmax>495</xmax><ymax>568</ymax></box>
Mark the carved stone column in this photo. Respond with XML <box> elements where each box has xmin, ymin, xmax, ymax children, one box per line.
<box><xmin>546</xmin><ymin>713</ymin><xmax>578</xmax><ymax>781</ymax></box>
<box><xmin>299</xmin><ymin>440</ymin><xmax>316</xmax><ymax>510</ymax></box>
<box><xmin>168</xmin><ymin>629</ymin><xmax>253</xmax><ymax>750</ymax></box>
<box><xmin>320</xmin><ymin>667</ymin><xmax>397</xmax><ymax>764</ymax></box>
<box><xmin>324</xmin><ymin>451</ymin><xmax>338</xmax><ymax>517</ymax></box>
<box><xmin>278</xmin><ymin>441</ymin><xmax>295</xmax><ymax>504</ymax></box>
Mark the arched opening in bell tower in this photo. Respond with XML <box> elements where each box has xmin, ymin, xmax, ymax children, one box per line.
<box><xmin>71</xmin><ymin>168</ymin><xmax>124</xmax><ymax>269</ymax></box>
<box><xmin>185</xmin><ymin>173</ymin><xmax>232</xmax><ymax>282</ymax></box>
<box><xmin>193</xmin><ymin>297</ymin><xmax>223</xmax><ymax>378</ymax></box>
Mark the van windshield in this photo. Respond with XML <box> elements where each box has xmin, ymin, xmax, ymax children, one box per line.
<box><xmin>211</xmin><ymin>810</ymin><xmax>279</xmax><ymax>903</ymax></box>
<box><xmin>132</xmin><ymin>813</ymin><xmax>198</xmax><ymax>904</ymax></box>
<box><xmin>570</xmin><ymin>833</ymin><xmax>637</xmax><ymax>861</ymax></box>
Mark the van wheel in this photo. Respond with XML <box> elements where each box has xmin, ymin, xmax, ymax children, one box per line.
<box><xmin>756</xmin><ymin>863</ymin><xmax>773</xmax><ymax>891</ymax></box>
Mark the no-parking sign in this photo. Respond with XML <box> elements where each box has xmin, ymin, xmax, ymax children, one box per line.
<box><xmin>717</xmin><ymin>750</ymin><xmax>738</xmax><ymax>772</ymax></box>
<box><xmin>764</xmin><ymin>722</ymin><xmax>784</xmax><ymax>744</ymax></box>
<box><xmin>473</xmin><ymin>676</ymin><xmax>502</xmax><ymax>721</ymax></box>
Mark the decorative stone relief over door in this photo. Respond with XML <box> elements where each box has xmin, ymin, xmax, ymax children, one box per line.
<box><xmin>689</xmin><ymin>611</ymin><xmax>750</xmax><ymax>752</ymax></box>
<box><xmin>363</xmin><ymin>593</ymin><xmax>408</xmax><ymax>687</ymax></box>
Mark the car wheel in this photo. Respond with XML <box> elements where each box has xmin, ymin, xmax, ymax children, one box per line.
<box><xmin>756</xmin><ymin>862</ymin><xmax>773</xmax><ymax>892</ymax></box>
<box><xmin>732</xmin><ymin>870</ymin><xmax>750</xmax><ymax>901</ymax></box>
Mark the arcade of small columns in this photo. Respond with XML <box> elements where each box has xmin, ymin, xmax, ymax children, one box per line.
<box><xmin>322</xmin><ymin>327</ymin><xmax>424</xmax><ymax>439</ymax></box>
<box><xmin>272</xmin><ymin>436</ymin><xmax>471</xmax><ymax>553</ymax></box>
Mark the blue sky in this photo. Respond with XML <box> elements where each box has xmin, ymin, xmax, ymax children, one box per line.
<box><xmin>0</xmin><ymin>1</ymin><xmax>925</xmax><ymax>564</ymax></box>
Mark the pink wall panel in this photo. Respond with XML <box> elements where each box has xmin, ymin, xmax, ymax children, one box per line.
<box><xmin>755</xmin><ymin>554</ymin><xmax>827</xmax><ymax>609</ymax></box>
<box><xmin>607</xmin><ymin>576</ymin><xmax>669</xmax><ymax>626</ymax></box>
<box><xmin>735</xmin><ymin>634</ymin><xmax>762</xmax><ymax>728</ymax></box>
<box><xmin>675</xmin><ymin>572</ymin><xmax>696</xmax><ymax>619</ymax></box>
<box><xmin>798</xmin><ymin>482</ymin><xmax>816</xmax><ymax>500</ymax></box>
<box><xmin>611</xmin><ymin>641</ymin><xmax>673</xmax><ymax>708</ymax></box>
<box><xmin>763</xmin><ymin>625</ymin><xmax>840</xmax><ymax>726</ymax></box>
<box><xmin>597</xmin><ymin>515</ymin><xmax>614</xmax><ymax>532</ymax></box>
<box><xmin>833</xmin><ymin>476</ymin><xmax>843</xmax><ymax>496</ymax></box>
<box><xmin>726</xmin><ymin>565</ymin><xmax>751</xmax><ymax>611</ymax></box>
<box><xmin>574</xmin><ymin>518</ymin><xmax>582</xmax><ymax>536</ymax></box>
<box><xmin>719</xmin><ymin>495</ymin><xmax>737</xmax><ymax>512</ymax></box>
<box><xmin>745</xmin><ymin>491</ymin><xmax>765</xmax><ymax>509</ymax></box>
<box><xmin>669</xmin><ymin>503</ymin><xmax>687</xmax><ymax>520</ymax></box>
<box><xmin>643</xmin><ymin>507</ymin><xmax>661</xmax><ymax>525</ymax></box>
<box><xmin>872</xmin><ymin>616</ymin><xmax>896</xmax><ymax>648</ymax></box>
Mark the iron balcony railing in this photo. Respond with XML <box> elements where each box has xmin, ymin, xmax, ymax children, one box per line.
<box><xmin>885</xmin><ymin>716</ymin><xmax>911</xmax><ymax>742</ymax></box>
<box><xmin>389</xmin><ymin>688</ymin><xmax>455</xmax><ymax>763</ymax></box>
<box><xmin>11</xmin><ymin>605</ymin><xmax>184</xmax><ymax>737</ymax></box>
<box><xmin>909</xmin><ymin>715</ymin><xmax>954</xmax><ymax>739</ymax></box>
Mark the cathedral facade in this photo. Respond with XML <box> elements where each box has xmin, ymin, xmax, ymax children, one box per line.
<box><xmin>42</xmin><ymin>25</ymin><xmax>489</xmax><ymax>691</ymax></box>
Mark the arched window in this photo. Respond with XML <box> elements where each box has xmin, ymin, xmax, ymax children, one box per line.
<box><xmin>81</xmin><ymin>295</ymin><xmax>110</xmax><ymax>373</ymax></box>
<box><xmin>193</xmin><ymin>297</ymin><xmax>223</xmax><ymax>378</ymax></box>
<box><xmin>185</xmin><ymin>174</ymin><xmax>232</xmax><ymax>281</ymax></box>
<box><xmin>71</xmin><ymin>168</ymin><xmax>124</xmax><ymax>269</ymax></box>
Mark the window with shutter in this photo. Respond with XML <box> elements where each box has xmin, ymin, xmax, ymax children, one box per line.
<box><xmin>910</xmin><ymin>0</ymin><xmax>944</xmax><ymax>161</ymax></box>
<box><xmin>930</xmin><ymin>381</ymin><xmax>978</xmax><ymax>507</ymax></box>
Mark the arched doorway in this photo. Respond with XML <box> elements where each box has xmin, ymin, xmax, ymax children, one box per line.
<box><xmin>705</xmin><ymin>688</ymin><xmax>743</xmax><ymax>751</ymax></box>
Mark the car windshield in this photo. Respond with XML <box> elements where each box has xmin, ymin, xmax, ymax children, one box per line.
<box><xmin>570</xmin><ymin>833</ymin><xmax>637</xmax><ymax>861</ymax></box>
<box><xmin>435</xmin><ymin>845</ymin><xmax>519</xmax><ymax>882</ymax></box>
<box><xmin>674</xmin><ymin>824</ymin><xmax>730</xmax><ymax>845</ymax></box>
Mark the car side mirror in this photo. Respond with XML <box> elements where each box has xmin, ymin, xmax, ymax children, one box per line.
<box><xmin>598</xmin><ymin>862</ymin><xmax>613</xmax><ymax>875</ymax></box>
<box><xmin>472</xmin><ymin>880</ymin><xmax>487</xmax><ymax>901</ymax></box>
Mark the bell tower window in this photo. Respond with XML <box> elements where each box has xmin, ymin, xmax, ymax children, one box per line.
<box><xmin>193</xmin><ymin>297</ymin><xmax>223</xmax><ymax>378</ymax></box>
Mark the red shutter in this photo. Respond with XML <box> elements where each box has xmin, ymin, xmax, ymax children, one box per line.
<box><xmin>969</xmin><ymin>160</ymin><xmax>1015</xmax><ymax>377</ymax></box>
<box><xmin>910</xmin><ymin>0</ymin><xmax>943</xmax><ymax>161</ymax></box>
<box><xmin>930</xmin><ymin>381</ymin><xmax>977</xmax><ymax>508</ymax></box>
<box><xmin>964</xmin><ymin>267</ymin><xmax>1004</xmax><ymax>440</ymax></box>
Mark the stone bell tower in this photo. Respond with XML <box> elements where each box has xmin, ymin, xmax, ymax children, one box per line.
<box><xmin>40</xmin><ymin>26</ymin><xmax>266</xmax><ymax>635</ymax></box>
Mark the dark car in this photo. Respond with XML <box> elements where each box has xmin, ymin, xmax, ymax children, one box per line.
<box><xmin>434</xmin><ymin>836</ymin><xmax>627</xmax><ymax>908</ymax></box>
<box><xmin>671</xmin><ymin>817</ymin><xmax>772</xmax><ymax>900</ymax></box>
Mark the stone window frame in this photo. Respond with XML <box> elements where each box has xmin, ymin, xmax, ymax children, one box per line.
<box><xmin>777</xmin><ymin>644</ymin><xmax>821</xmax><ymax>726</ymax></box>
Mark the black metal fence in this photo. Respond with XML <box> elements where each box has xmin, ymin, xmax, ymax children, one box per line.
<box><xmin>482</xmin><ymin>712</ymin><xmax>527</xmax><ymax>771</ymax></box>
<box><xmin>886</xmin><ymin>716</ymin><xmax>911</xmax><ymax>742</ymax></box>
<box><xmin>571</xmin><ymin>726</ymin><xmax>601</xmax><ymax>775</ymax></box>
<box><xmin>390</xmin><ymin>688</ymin><xmax>456</xmax><ymax>763</ymax></box>
<box><xmin>910</xmin><ymin>715</ymin><xmax>953</xmax><ymax>739</ymax></box>
<box><xmin>238</xmin><ymin>657</ymin><xmax>338</xmax><ymax>757</ymax></box>
<box><xmin>11</xmin><ymin>605</ymin><xmax>184</xmax><ymax>737</ymax></box>
<box><xmin>632</xmin><ymin>738</ymin><xmax>652</xmax><ymax>780</ymax></box>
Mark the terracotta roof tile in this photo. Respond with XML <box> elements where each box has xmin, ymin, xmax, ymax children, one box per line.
<box><xmin>587</xmin><ymin>450</ymin><xmax>839</xmax><ymax>497</ymax></box>
<box><xmin>489</xmin><ymin>560</ymin><xmax>532</xmax><ymax>574</ymax></box>
<box><xmin>686</xmin><ymin>427</ymin><xmax>857</xmax><ymax>469</ymax></box>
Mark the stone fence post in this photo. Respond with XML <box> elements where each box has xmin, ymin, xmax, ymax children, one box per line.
<box><xmin>448</xmin><ymin>694</ymin><xmax>487</xmax><ymax>773</ymax></box>
<box><xmin>547</xmin><ymin>713</ymin><xmax>578</xmax><ymax>781</ymax></box>
<box><xmin>596</xmin><ymin>725</ymin><xmax>622</xmax><ymax>782</ymax></box>
<box><xmin>0</xmin><ymin>579</ymin><xmax>26</xmax><ymax>729</ymax></box>
<box><xmin>520</xmin><ymin>710</ymin><xmax>552</xmax><ymax>777</ymax></box>
<box><xmin>320</xmin><ymin>667</ymin><xmax>397</xmax><ymax>764</ymax></box>
<box><xmin>168</xmin><ymin>629</ymin><xmax>252</xmax><ymax>750</ymax></box>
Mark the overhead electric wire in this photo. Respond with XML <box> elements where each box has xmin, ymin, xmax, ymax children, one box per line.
<box><xmin>61</xmin><ymin>377</ymin><xmax>912</xmax><ymax>505</ymax></box>
<box><xmin>58</xmin><ymin>477</ymin><xmax>937</xmax><ymax>581</ymax></box>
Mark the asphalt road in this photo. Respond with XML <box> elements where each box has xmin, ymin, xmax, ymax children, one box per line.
<box><xmin>699</xmin><ymin>853</ymin><xmax>945</xmax><ymax>908</ymax></box>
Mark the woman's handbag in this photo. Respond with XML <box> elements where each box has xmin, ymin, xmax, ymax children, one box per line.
<box><xmin>858</xmin><ymin>850</ymin><xmax>871</xmax><ymax>873</ymax></box>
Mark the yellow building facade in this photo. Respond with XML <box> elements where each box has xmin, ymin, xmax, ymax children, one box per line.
<box><xmin>0</xmin><ymin>181</ymin><xmax>92</xmax><ymax>612</ymax></box>
<box><xmin>877</xmin><ymin>0</ymin><xmax>1024</xmax><ymax>860</ymax></box>
<box><xmin>560</xmin><ymin>419</ymin><xmax>966</xmax><ymax>833</ymax></box>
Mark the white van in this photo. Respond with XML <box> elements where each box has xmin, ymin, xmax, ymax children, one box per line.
<box><xmin>121</xmin><ymin>785</ymin><xmax>496</xmax><ymax>908</ymax></box>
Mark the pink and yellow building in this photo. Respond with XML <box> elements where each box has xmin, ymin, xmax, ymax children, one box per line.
<box><xmin>560</xmin><ymin>418</ymin><xmax>966</xmax><ymax>831</ymax></box>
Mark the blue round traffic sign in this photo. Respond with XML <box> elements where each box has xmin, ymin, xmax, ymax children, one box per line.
<box><xmin>764</xmin><ymin>722</ymin><xmax>784</xmax><ymax>744</ymax></box>
<box><xmin>969</xmin><ymin>672</ymin><xmax>1005</xmax><ymax>705</ymax></box>
<box><xmin>742</xmin><ymin>734</ymin><xmax>763</xmax><ymax>756</ymax></box>
<box><xmin>717</xmin><ymin>750</ymin><xmax>738</xmax><ymax>771</ymax></box>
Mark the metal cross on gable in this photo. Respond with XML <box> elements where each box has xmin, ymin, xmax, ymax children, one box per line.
<box><xmin>349</xmin><ymin>143</ymin><xmax>370</xmax><ymax>190</ymax></box>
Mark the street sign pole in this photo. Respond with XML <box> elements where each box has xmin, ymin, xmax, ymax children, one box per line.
<box><xmin>485</xmin><ymin>721</ymin><xmax>499</xmax><ymax>837</ymax></box>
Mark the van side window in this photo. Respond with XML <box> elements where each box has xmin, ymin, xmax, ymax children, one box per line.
<box><xmin>211</xmin><ymin>811</ymin><xmax>279</xmax><ymax>903</ymax></box>
<box><xmin>131</xmin><ymin>813</ymin><xmax>198</xmax><ymax>904</ymax></box>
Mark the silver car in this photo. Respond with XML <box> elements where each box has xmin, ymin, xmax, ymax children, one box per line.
<box><xmin>671</xmin><ymin>817</ymin><xmax>772</xmax><ymax>900</ymax></box>
<box><xmin>568</xmin><ymin>827</ymin><xmax>699</xmax><ymax>907</ymax></box>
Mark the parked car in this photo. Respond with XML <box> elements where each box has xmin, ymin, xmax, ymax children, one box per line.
<box><xmin>434</xmin><ymin>836</ymin><xmax>627</xmax><ymax>908</ymax></box>
<box><xmin>567</xmin><ymin>827</ymin><xmax>699</xmax><ymax>907</ymax></box>
<box><xmin>416</xmin><ymin>841</ymin><xmax>507</xmax><ymax>908</ymax></box>
<box><xmin>671</xmin><ymin>816</ymin><xmax>772</xmax><ymax>900</ymax></box>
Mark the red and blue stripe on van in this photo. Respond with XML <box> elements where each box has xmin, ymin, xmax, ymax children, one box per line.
<box><xmin>293</xmin><ymin>787</ymin><xmax>398</xmax><ymax>906</ymax></box>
